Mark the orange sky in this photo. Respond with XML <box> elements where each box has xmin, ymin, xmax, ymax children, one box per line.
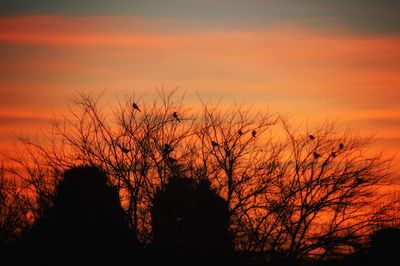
<box><xmin>0</xmin><ymin>13</ymin><xmax>399</xmax><ymax>166</ymax></box>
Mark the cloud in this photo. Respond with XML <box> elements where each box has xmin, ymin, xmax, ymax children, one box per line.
<box><xmin>0</xmin><ymin>114</ymin><xmax>52</xmax><ymax>126</ymax></box>
<box><xmin>300</xmin><ymin>0</ymin><xmax>400</xmax><ymax>33</ymax></box>
<box><xmin>377</xmin><ymin>137</ymin><xmax>400</xmax><ymax>148</ymax></box>
<box><xmin>0</xmin><ymin>15</ymin><xmax>399</xmax><ymax>152</ymax></box>
<box><xmin>1</xmin><ymin>1</ymin><xmax>400</xmax><ymax>33</ymax></box>
<box><xmin>354</xmin><ymin>116</ymin><xmax>400</xmax><ymax>130</ymax></box>
<box><xmin>1</xmin><ymin>16</ymin><xmax>399</xmax><ymax>110</ymax></box>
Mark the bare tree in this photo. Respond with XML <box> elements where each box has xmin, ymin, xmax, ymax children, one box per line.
<box><xmin>251</xmin><ymin>119</ymin><xmax>394</xmax><ymax>262</ymax></box>
<box><xmin>0</xmin><ymin>159</ymin><xmax>34</xmax><ymax>245</ymax></box>
<box><xmin>7</xmin><ymin>90</ymin><xmax>197</xmax><ymax>243</ymax></box>
<box><xmin>1</xmin><ymin>90</ymin><xmax>397</xmax><ymax>263</ymax></box>
<box><xmin>191</xmin><ymin>100</ymin><xmax>283</xmax><ymax>250</ymax></box>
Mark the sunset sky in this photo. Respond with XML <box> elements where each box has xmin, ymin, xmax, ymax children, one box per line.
<box><xmin>0</xmin><ymin>1</ymin><xmax>400</xmax><ymax>162</ymax></box>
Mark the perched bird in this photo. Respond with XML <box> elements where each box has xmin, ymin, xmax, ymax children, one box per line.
<box><xmin>118</xmin><ymin>144</ymin><xmax>130</xmax><ymax>154</ymax></box>
<box><xmin>132</xmin><ymin>102</ymin><xmax>141</xmax><ymax>112</ymax></box>
<box><xmin>313</xmin><ymin>152</ymin><xmax>320</xmax><ymax>159</ymax></box>
<box><xmin>172</xmin><ymin>112</ymin><xmax>181</xmax><ymax>122</ymax></box>
<box><xmin>238</xmin><ymin>129</ymin><xmax>243</xmax><ymax>136</ymax></box>
<box><xmin>339</xmin><ymin>143</ymin><xmax>344</xmax><ymax>149</ymax></box>
<box><xmin>252</xmin><ymin>130</ymin><xmax>257</xmax><ymax>137</ymax></box>
<box><xmin>211</xmin><ymin>140</ymin><xmax>220</xmax><ymax>147</ymax></box>
<box><xmin>331</xmin><ymin>152</ymin><xmax>336</xmax><ymax>158</ymax></box>
<box><xmin>163</xmin><ymin>143</ymin><xmax>173</xmax><ymax>154</ymax></box>
<box><xmin>309</xmin><ymin>135</ymin><xmax>315</xmax><ymax>140</ymax></box>
<box><xmin>355</xmin><ymin>177</ymin><xmax>363</xmax><ymax>185</ymax></box>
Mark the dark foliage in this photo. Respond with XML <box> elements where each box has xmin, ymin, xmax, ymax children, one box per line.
<box><xmin>368</xmin><ymin>227</ymin><xmax>400</xmax><ymax>265</ymax></box>
<box><xmin>150</xmin><ymin>176</ymin><xmax>236</xmax><ymax>264</ymax></box>
<box><xmin>14</xmin><ymin>166</ymin><xmax>139</xmax><ymax>265</ymax></box>
<box><xmin>333</xmin><ymin>227</ymin><xmax>400</xmax><ymax>266</ymax></box>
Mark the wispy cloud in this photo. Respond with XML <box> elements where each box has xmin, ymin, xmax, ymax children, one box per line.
<box><xmin>2</xmin><ymin>16</ymin><xmax>399</xmax><ymax>105</ymax></box>
<box><xmin>0</xmin><ymin>15</ymin><xmax>399</xmax><ymax>156</ymax></box>
<box><xmin>351</xmin><ymin>116</ymin><xmax>400</xmax><ymax>132</ymax></box>
<box><xmin>0</xmin><ymin>115</ymin><xmax>52</xmax><ymax>126</ymax></box>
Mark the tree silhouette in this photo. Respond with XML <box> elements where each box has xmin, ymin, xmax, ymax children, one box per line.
<box><xmin>1</xmin><ymin>91</ymin><xmax>398</xmax><ymax>263</ymax></box>
<box><xmin>16</xmin><ymin>165</ymin><xmax>138</xmax><ymax>266</ymax></box>
<box><xmin>151</xmin><ymin>176</ymin><xmax>234</xmax><ymax>264</ymax></box>
<box><xmin>252</xmin><ymin>120</ymin><xmax>394</xmax><ymax>263</ymax></box>
<box><xmin>0</xmin><ymin>162</ymin><xmax>17</xmax><ymax>247</ymax></box>
<box><xmin>0</xmin><ymin>161</ymin><xmax>27</xmax><ymax>261</ymax></box>
<box><xmin>368</xmin><ymin>227</ymin><xmax>400</xmax><ymax>265</ymax></box>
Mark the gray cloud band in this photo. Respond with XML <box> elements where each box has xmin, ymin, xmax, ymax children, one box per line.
<box><xmin>1</xmin><ymin>0</ymin><xmax>400</xmax><ymax>33</ymax></box>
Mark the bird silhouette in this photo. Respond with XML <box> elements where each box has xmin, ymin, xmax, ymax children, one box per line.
<box><xmin>252</xmin><ymin>130</ymin><xmax>257</xmax><ymax>137</ymax></box>
<box><xmin>313</xmin><ymin>152</ymin><xmax>320</xmax><ymax>159</ymax></box>
<box><xmin>355</xmin><ymin>177</ymin><xmax>363</xmax><ymax>185</ymax></box>
<box><xmin>238</xmin><ymin>129</ymin><xmax>243</xmax><ymax>136</ymax></box>
<box><xmin>117</xmin><ymin>144</ymin><xmax>130</xmax><ymax>154</ymax></box>
<box><xmin>211</xmin><ymin>141</ymin><xmax>219</xmax><ymax>147</ymax></box>
<box><xmin>132</xmin><ymin>102</ymin><xmax>141</xmax><ymax>112</ymax></box>
<box><xmin>331</xmin><ymin>152</ymin><xmax>336</xmax><ymax>158</ymax></box>
<box><xmin>309</xmin><ymin>135</ymin><xmax>315</xmax><ymax>140</ymax></box>
<box><xmin>339</xmin><ymin>143</ymin><xmax>344</xmax><ymax>149</ymax></box>
<box><xmin>172</xmin><ymin>112</ymin><xmax>181</xmax><ymax>122</ymax></box>
<box><xmin>163</xmin><ymin>143</ymin><xmax>173</xmax><ymax>154</ymax></box>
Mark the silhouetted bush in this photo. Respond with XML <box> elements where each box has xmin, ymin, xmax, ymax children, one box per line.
<box><xmin>337</xmin><ymin>227</ymin><xmax>400</xmax><ymax>266</ymax></box>
<box><xmin>16</xmin><ymin>166</ymin><xmax>138</xmax><ymax>265</ymax></box>
<box><xmin>151</xmin><ymin>176</ymin><xmax>235</xmax><ymax>264</ymax></box>
<box><xmin>368</xmin><ymin>227</ymin><xmax>400</xmax><ymax>265</ymax></box>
